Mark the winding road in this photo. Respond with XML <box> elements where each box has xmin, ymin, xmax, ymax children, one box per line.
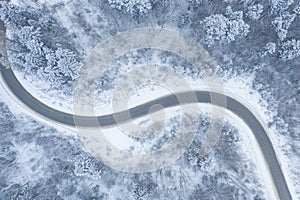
<box><xmin>0</xmin><ymin>20</ymin><xmax>292</xmax><ymax>199</ymax></box>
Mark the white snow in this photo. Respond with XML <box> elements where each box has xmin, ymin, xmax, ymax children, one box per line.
<box><xmin>102</xmin><ymin>106</ymin><xmax>181</xmax><ymax>150</ymax></box>
<box><xmin>128</xmin><ymin>84</ymin><xmax>174</xmax><ymax>108</ymax></box>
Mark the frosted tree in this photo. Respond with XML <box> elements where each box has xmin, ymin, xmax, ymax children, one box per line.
<box><xmin>22</xmin><ymin>27</ymin><xmax>47</xmax><ymax>72</ymax></box>
<box><xmin>246</xmin><ymin>4</ymin><xmax>263</xmax><ymax>20</ymax></box>
<box><xmin>0</xmin><ymin>1</ymin><xmax>36</xmax><ymax>29</ymax></box>
<box><xmin>222</xmin><ymin>0</ymin><xmax>254</xmax><ymax>4</ymax></box>
<box><xmin>178</xmin><ymin>13</ymin><xmax>191</xmax><ymax>28</ymax></box>
<box><xmin>35</xmin><ymin>45</ymin><xmax>82</xmax><ymax>91</ymax></box>
<box><xmin>131</xmin><ymin>175</ymin><xmax>157</xmax><ymax>200</ymax></box>
<box><xmin>72</xmin><ymin>153</ymin><xmax>103</xmax><ymax>176</ymax></box>
<box><xmin>13</xmin><ymin>25</ymin><xmax>81</xmax><ymax>87</ymax></box>
<box><xmin>260</xmin><ymin>42</ymin><xmax>276</xmax><ymax>57</ymax></box>
<box><xmin>224</xmin><ymin>6</ymin><xmax>243</xmax><ymax>20</ymax></box>
<box><xmin>190</xmin><ymin>172</ymin><xmax>241</xmax><ymax>200</ymax></box>
<box><xmin>189</xmin><ymin>0</ymin><xmax>214</xmax><ymax>6</ymax></box>
<box><xmin>223</xmin><ymin>0</ymin><xmax>235</xmax><ymax>3</ymax></box>
<box><xmin>272</xmin><ymin>12</ymin><xmax>296</xmax><ymax>41</ymax></box>
<box><xmin>0</xmin><ymin>102</ymin><xmax>15</xmax><ymax>133</ymax></box>
<box><xmin>265</xmin><ymin>43</ymin><xmax>276</xmax><ymax>54</ymax></box>
<box><xmin>239</xmin><ymin>0</ymin><xmax>255</xmax><ymax>5</ymax></box>
<box><xmin>201</xmin><ymin>7</ymin><xmax>249</xmax><ymax>46</ymax></box>
<box><xmin>108</xmin><ymin>0</ymin><xmax>153</xmax><ymax>17</ymax></box>
<box><xmin>293</xmin><ymin>5</ymin><xmax>300</xmax><ymax>17</ymax></box>
<box><xmin>279</xmin><ymin>39</ymin><xmax>300</xmax><ymax>61</ymax></box>
<box><xmin>270</xmin><ymin>0</ymin><xmax>294</xmax><ymax>15</ymax></box>
<box><xmin>0</xmin><ymin>2</ymin><xmax>82</xmax><ymax>91</ymax></box>
<box><xmin>54</xmin><ymin>47</ymin><xmax>82</xmax><ymax>81</ymax></box>
<box><xmin>186</xmin><ymin>143</ymin><xmax>200</xmax><ymax>167</ymax></box>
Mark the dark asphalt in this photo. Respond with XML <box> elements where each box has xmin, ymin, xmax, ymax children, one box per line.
<box><xmin>0</xmin><ymin>20</ymin><xmax>292</xmax><ymax>200</ymax></box>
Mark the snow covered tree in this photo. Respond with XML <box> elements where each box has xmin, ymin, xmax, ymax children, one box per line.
<box><xmin>221</xmin><ymin>125</ymin><xmax>240</xmax><ymax>144</ymax></box>
<box><xmin>178</xmin><ymin>13</ymin><xmax>191</xmax><ymax>28</ymax></box>
<box><xmin>131</xmin><ymin>174</ymin><xmax>157</xmax><ymax>200</ymax></box>
<box><xmin>186</xmin><ymin>143</ymin><xmax>200</xmax><ymax>167</ymax></box>
<box><xmin>189</xmin><ymin>0</ymin><xmax>214</xmax><ymax>6</ymax></box>
<box><xmin>190</xmin><ymin>172</ymin><xmax>241</xmax><ymax>199</ymax></box>
<box><xmin>260</xmin><ymin>42</ymin><xmax>276</xmax><ymax>57</ymax></box>
<box><xmin>246</xmin><ymin>4</ymin><xmax>263</xmax><ymax>20</ymax></box>
<box><xmin>279</xmin><ymin>39</ymin><xmax>300</xmax><ymax>61</ymax></box>
<box><xmin>72</xmin><ymin>153</ymin><xmax>103</xmax><ymax>176</ymax></box>
<box><xmin>272</xmin><ymin>12</ymin><xmax>296</xmax><ymax>41</ymax></box>
<box><xmin>12</xmin><ymin>24</ymin><xmax>81</xmax><ymax>88</ymax></box>
<box><xmin>37</xmin><ymin>47</ymin><xmax>82</xmax><ymax>86</ymax></box>
<box><xmin>0</xmin><ymin>2</ymin><xmax>82</xmax><ymax>92</ymax></box>
<box><xmin>0</xmin><ymin>102</ymin><xmax>15</xmax><ymax>134</ymax></box>
<box><xmin>224</xmin><ymin>6</ymin><xmax>243</xmax><ymax>20</ymax></box>
<box><xmin>293</xmin><ymin>4</ymin><xmax>300</xmax><ymax>17</ymax></box>
<box><xmin>270</xmin><ymin>0</ymin><xmax>294</xmax><ymax>15</ymax></box>
<box><xmin>223</xmin><ymin>0</ymin><xmax>235</xmax><ymax>3</ymax></box>
<box><xmin>201</xmin><ymin>7</ymin><xmax>249</xmax><ymax>46</ymax></box>
<box><xmin>239</xmin><ymin>0</ymin><xmax>255</xmax><ymax>5</ymax></box>
<box><xmin>0</xmin><ymin>1</ymin><xmax>37</xmax><ymax>29</ymax></box>
<box><xmin>108</xmin><ymin>0</ymin><xmax>153</xmax><ymax>17</ymax></box>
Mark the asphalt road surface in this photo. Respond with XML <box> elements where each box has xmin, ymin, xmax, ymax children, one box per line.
<box><xmin>0</xmin><ymin>20</ymin><xmax>292</xmax><ymax>200</ymax></box>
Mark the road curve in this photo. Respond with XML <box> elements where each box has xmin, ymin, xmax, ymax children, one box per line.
<box><xmin>0</xmin><ymin>21</ymin><xmax>291</xmax><ymax>200</ymax></box>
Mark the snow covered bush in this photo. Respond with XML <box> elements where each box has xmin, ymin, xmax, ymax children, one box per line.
<box><xmin>108</xmin><ymin>0</ymin><xmax>153</xmax><ymax>16</ymax></box>
<box><xmin>279</xmin><ymin>39</ymin><xmax>300</xmax><ymax>61</ymax></box>
<box><xmin>201</xmin><ymin>7</ymin><xmax>249</xmax><ymax>46</ymax></box>
<box><xmin>272</xmin><ymin>12</ymin><xmax>296</xmax><ymax>41</ymax></box>
<box><xmin>246</xmin><ymin>4</ymin><xmax>263</xmax><ymax>20</ymax></box>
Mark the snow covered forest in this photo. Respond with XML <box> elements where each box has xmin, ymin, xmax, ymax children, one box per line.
<box><xmin>0</xmin><ymin>101</ymin><xmax>269</xmax><ymax>199</ymax></box>
<box><xmin>0</xmin><ymin>0</ymin><xmax>299</xmax><ymax>199</ymax></box>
